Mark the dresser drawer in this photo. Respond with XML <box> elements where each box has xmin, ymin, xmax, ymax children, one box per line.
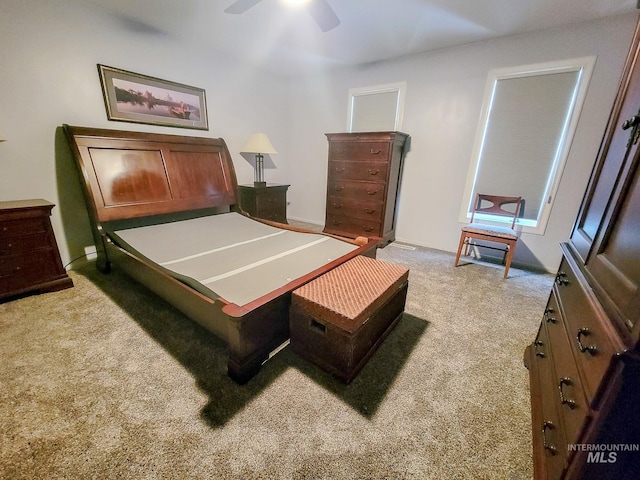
<box><xmin>329</xmin><ymin>141</ymin><xmax>390</xmax><ymax>161</ymax></box>
<box><xmin>324</xmin><ymin>213</ymin><xmax>381</xmax><ymax>238</ymax></box>
<box><xmin>544</xmin><ymin>292</ymin><xmax>591</xmax><ymax>449</ymax></box>
<box><xmin>530</xmin><ymin>324</ymin><xmax>567</xmax><ymax>480</ymax></box>
<box><xmin>328</xmin><ymin>179</ymin><xmax>386</xmax><ymax>201</ymax></box>
<box><xmin>326</xmin><ymin>196</ymin><xmax>384</xmax><ymax>222</ymax></box>
<box><xmin>0</xmin><ymin>233</ymin><xmax>51</xmax><ymax>257</ymax></box>
<box><xmin>554</xmin><ymin>258</ymin><xmax>616</xmax><ymax>404</ymax></box>
<box><xmin>328</xmin><ymin>160</ymin><xmax>389</xmax><ymax>182</ymax></box>
<box><xmin>0</xmin><ymin>217</ymin><xmax>48</xmax><ymax>238</ymax></box>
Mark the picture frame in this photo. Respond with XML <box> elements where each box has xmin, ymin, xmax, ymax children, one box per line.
<box><xmin>97</xmin><ymin>64</ymin><xmax>208</xmax><ymax>130</ymax></box>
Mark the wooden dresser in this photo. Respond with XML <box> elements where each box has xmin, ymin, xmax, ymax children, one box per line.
<box><xmin>524</xmin><ymin>17</ymin><xmax>640</xmax><ymax>480</ymax></box>
<box><xmin>323</xmin><ymin>132</ymin><xmax>409</xmax><ymax>245</ymax></box>
<box><xmin>238</xmin><ymin>183</ymin><xmax>289</xmax><ymax>224</ymax></box>
<box><xmin>0</xmin><ymin>199</ymin><xmax>73</xmax><ymax>301</ymax></box>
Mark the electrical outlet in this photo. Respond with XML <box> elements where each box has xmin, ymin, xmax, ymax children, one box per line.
<box><xmin>84</xmin><ymin>246</ymin><xmax>97</xmax><ymax>260</ymax></box>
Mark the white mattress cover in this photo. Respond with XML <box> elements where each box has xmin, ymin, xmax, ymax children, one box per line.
<box><xmin>111</xmin><ymin>212</ymin><xmax>358</xmax><ymax>306</ymax></box>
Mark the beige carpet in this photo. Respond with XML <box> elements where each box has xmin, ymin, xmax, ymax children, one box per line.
<box><xmin>0</xmin><ymin>242</ymin><xmax>553</xmax><ymax>479</ymax></box>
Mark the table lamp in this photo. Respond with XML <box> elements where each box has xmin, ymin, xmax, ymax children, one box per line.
<box><xmin>241</xmin><ymin>133</ymin><xmax>277</xmax><ymax>187</ymax></box>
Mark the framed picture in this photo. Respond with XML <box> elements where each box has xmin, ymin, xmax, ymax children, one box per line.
<box><xmin>97</xmin><ymin>64</ymin><xmax>208</xmax><ymax>130</ymax></box>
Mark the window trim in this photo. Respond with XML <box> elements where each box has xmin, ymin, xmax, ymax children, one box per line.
<box><xmin>347</xmin><ymin>81</ymin><xmax>406</xmax><ymax>132</ymax></box>
<box><xmin>458</xmin><ymin>56</ymin><xmax>596</xmax><ymax>235</ymax></box>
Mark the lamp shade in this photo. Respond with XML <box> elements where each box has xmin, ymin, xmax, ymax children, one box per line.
<box><xmin>241</xmin><ymin>133</ymin><xmax>277</xmax><ymax>155</ymax></box>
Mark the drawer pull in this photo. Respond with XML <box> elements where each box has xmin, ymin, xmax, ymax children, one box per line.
<box><xmin>366</xmin><ymin>188</ymin><xmax>378</xmax><ymax>196</ymax></box>
<box><xmin>544</xmin><ymin>307</ymin><xmax>556</xmax><ymax>324</ymax></box>
<box><xmin>542</xmin><ymin>421</ymin><xmax>557</xmax><ymax>454</ymax></box>
<box><xmin>333</xmin><ymin>185</ymin><xmax>343</xmax><ymax>191</ymax></box>
<box><xmin>558</xmin><ymin>377</ymin><xmax>577</xmax><ymax>408</ymax></box>
<box><xmin>332</xmin><ymin>220</ymin><xmax>342</xmax><ymax>226</ymax></box>
<box><xmin>368</xmin><ymin>169</ymin><xmax>380</xmax><ymax>175</ymax></box>
<box><xmin>576</xmin><ymin>328</ymin><xmax>598</xmax><ymax>355</ymax></box>
<box><xmin>370</xmin><ymin>149</ymin><xmax>381</xmax><ymax>155</ymax></box>
<box><xmin>534</xmin><ymin>340</ymin><xmax>545</xmax><ymax>358</ymax></box>
<box><xmin>555</xmin><ymin>271</ymin><xmax>569</xmax><ymax>286</ymax></box>
<box><xmin>332</xmin><ymin>202</ymin><xmax>343</xmax><ymax>209</ymax></box>
<box><xmin>335</xmin><ymin>167</ymin><xmax>345</xmax><ymax>173</ymax></box>
<box><xmin>364</xmin><ymin>208</ymin><xmax>375</xmax><ymax>214</ymax></box>
<box><xmin>362</xmin><ymin>226</ymin><xmax>374</xmax><ymax>232</ymax></box>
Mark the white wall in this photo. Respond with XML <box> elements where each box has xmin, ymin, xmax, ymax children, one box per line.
<box><xmin>0</xmin><ymin>0</ymin><xmax>287</xmax><ymax>267</ymax></box>
<box><xmin>284</xmin><ymin>13</ymin><xmax>638</xmax><ymax>272</ymax></box>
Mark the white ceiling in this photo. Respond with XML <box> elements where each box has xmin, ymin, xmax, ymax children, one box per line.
<box><xmin>83</xmin><ymin>0</ymin><xmax>638</xmax><ymax>76</ymax></box>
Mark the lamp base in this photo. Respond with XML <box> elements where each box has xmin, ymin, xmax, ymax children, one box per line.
<box><xmin>253</xmin><ymin>181</ymin><xmax>267</xmax><ymax>187</ymax></box>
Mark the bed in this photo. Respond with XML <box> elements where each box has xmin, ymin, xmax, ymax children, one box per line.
<box><xmin>63</xmin><ymin>125</ymin><xmax>378</xmax><ymax>383</ymax></box>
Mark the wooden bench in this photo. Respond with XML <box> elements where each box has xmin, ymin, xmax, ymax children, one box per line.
<box><xmin>289</xmin><ymin>255</ymin><xmax>409</xmax><ymax>383</ymax></box>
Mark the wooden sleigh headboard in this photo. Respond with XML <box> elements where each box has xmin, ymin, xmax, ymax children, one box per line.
<box><xmin>63</xmin><ymin>125</ymin><xmax>240</xmax><ymax>225</ymax></box>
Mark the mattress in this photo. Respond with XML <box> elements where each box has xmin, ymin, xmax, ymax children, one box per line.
<box><xmin>110</xmin><ymin>212</ymin><xmax>358</xmax><ymax>306</ymax></box>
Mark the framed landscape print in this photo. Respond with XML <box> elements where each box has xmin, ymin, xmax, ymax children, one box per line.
<box><xmin>98</xmin><ymin>64</ymin><xmax>208</xmax><ymax>130</ymax></box>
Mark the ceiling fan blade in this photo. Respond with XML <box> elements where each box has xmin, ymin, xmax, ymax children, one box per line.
<box><xmin>307</xmin><ymin>0</ymin><xmax>340</xmax><ymax>32</ymax></box>
<box><xmin>224</xmin><ymin>0</ymin><xmax>263</xmax><ymax>15</ymax></box>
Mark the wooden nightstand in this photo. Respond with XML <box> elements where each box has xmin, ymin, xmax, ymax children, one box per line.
<box><xmin>238</xmin><ymin>183</ymin><xmax>289</xmax><ymax>223</ymax></box>
<box><xmin>0</xmin><ymin>199</ymin><xmax>73</xmax><ymax>301</ymax></box>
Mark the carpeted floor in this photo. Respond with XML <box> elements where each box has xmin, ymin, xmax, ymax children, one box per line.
<box><xmin>0</xmin><ymin>241</ymin><xmax>553</xmax><ymax>479</ymax></box>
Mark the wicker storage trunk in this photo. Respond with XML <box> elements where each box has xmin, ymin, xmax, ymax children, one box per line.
<box><xmin>289</xmin><ymin>255</ymin><xmax>408</xmax><ymax>383</ymax></box>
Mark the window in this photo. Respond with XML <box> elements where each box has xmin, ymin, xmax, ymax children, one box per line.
<box><xmin>347</xmin><ymin>82</ymin><xmax>406</xmax><ymax>132</ymax></box>
<box><xmin>459</xmin><ymin>57</ymin><xmax>596</xmax><ymax>234</ymax></box>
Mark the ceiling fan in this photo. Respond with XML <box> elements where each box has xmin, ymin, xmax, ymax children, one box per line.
<box><xmin>224</xmin><ymin>0</ymin><xmax>340</xmax><ymax>32</ymax></box>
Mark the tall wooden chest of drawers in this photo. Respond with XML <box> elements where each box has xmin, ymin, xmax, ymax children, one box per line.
<box><xmin>523</xmin><ymin>16</ymin><xmax>640</xmax><ymax>480</ymax></box>
<box><xmin>323</xmin><ymin>132</ymin><xmax>409</xmax><ymax>245</ymax></box>
<box><xmin>0</xmin><ymin>199</ymin><xmax>73</xmax><ymax>301</ymax></box>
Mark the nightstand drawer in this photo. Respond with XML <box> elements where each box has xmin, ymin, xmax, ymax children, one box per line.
<box><xmin>257</xmin><ymin>207</ymin><xmax>287</xmax><ymax>223</ymax></box>
<box><xmin>255</xmin><ymin>194</ymin><xmax>286</xmax><ymax>211</ymax></box>
<box><xmin>0</xmin><ymin>233</ymin><xmax>51</xmax><ymax>256</ymax></box>
<box><xmin>0</xmin><ymin>250</ymin><xmax>61</xmax><ymax>293</ymax></box>
<box><xmin>0</xmin><ymin>217</ymin><xmax>48</xmax><ymax>238</ymax></box>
